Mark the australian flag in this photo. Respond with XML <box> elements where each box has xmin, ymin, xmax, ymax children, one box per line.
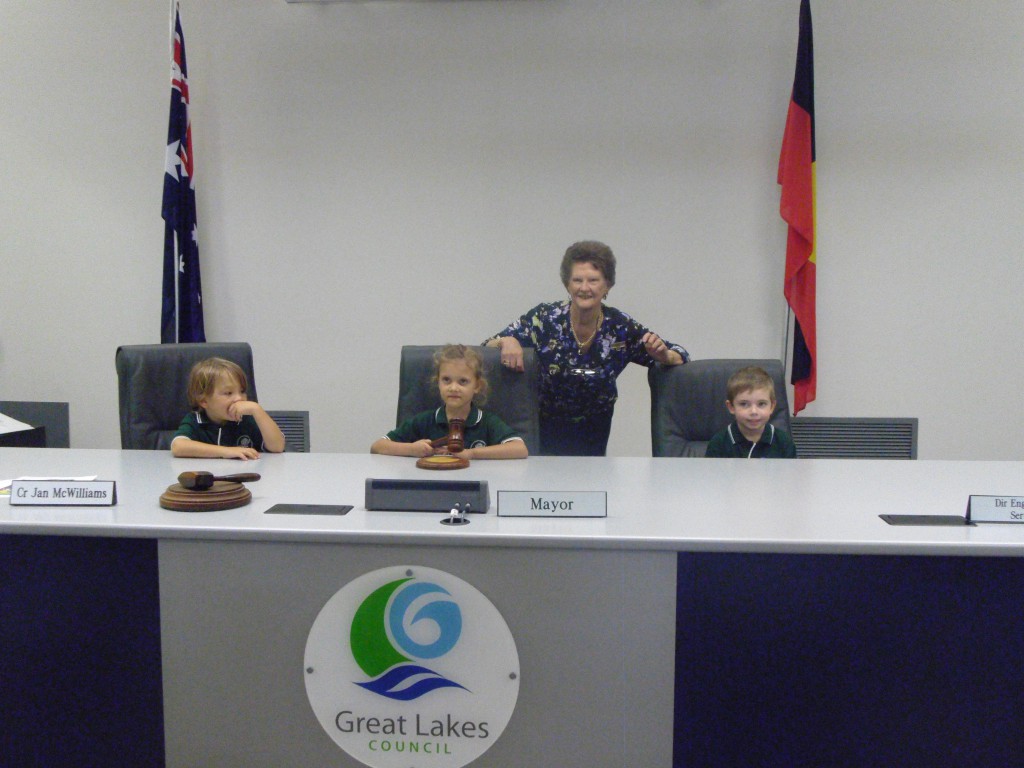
<box><xmin>161</xmin><ymin>2</ymin><xmax>205</xmax><ymax>343</ymax></box>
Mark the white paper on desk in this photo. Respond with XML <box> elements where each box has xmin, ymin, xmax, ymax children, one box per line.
<box><xmin>0</xmin><ymin>413</ymin><xmax>35</xmax><ymax>435</ymax></box>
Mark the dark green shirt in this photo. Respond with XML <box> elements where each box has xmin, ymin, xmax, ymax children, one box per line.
<box><xmin>172</xmin><ymin>410</ymin><xmax>266</xmax><ymax>450</ymax></box>
<box><xmin>705</xmin><ymin>422</ymin><xmax>797</xmax><ymax>458</ymax></box>
<box><xmin>385</xmin><ymin>405</ymin><xmax>522</xmax><ymax>448</ymax></box>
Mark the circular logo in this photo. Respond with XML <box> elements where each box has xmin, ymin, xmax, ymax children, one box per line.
<box><xmin>304</xmin><ymin>566</ymin><xmax>520</xmax><ymax>768</ymax></box>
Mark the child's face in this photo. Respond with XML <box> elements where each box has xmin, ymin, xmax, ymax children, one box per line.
<box><xmin>726</xmin><ymin>386</ymin><xmax>775</xmax><ymax>439</ymax></box>
<box><xmin>198</xmin><ymin>373</ymin><xmax>247</xmax><ymax>424</ymax></box>
<box><xmin>437</xmin><ymin>360</ymin><xmax>482</xmax><ymax>415</ymax></box>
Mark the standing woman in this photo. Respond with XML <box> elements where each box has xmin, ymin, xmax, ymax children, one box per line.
<box><xmin>484</xmin><ymin>241</ymin><xmax>689</xmax><ymax>456</ymax></box>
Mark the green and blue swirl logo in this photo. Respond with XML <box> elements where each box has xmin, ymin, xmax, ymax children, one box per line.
<box><xmin>306</xmin><ymin>566</ymin><xmax>521</xmax><ymax>767</ymax></box>
<box><xmin>350</xmin><ymin>577</ymin><xmax>467</xmax><ymax>701</ymax></box>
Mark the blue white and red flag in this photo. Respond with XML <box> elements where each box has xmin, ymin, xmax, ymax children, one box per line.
<box><xmin>161</xmin><ymin>1</ymin><xmax>205</xmax><ymax>343</ymax></box>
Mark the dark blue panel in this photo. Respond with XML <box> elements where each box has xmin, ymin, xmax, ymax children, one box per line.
<box><xmin>0</xmin><ymin>534</ymin><xmax>164</xmax><ymax>767</ymax></box>
<box><xmin>674</xmin><ymin>552</ymin><xmax>1024</xmax><ymax>768</ymax></box>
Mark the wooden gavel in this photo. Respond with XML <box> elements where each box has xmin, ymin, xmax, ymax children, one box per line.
<box><xmin>178</xmin><ymin>471</ymin><xmax>262</xmax><ymax>491</ymax></box>
<box><xmin>429</xmin><ymin>418</ymin><xmax>466</xmax><ymax>453</ymax></box>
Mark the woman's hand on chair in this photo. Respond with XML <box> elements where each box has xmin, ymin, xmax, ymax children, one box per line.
<box><xmin>498</xmin><ymin>337</ymin><xmax>525</xmax><ymax>372</ymax></box>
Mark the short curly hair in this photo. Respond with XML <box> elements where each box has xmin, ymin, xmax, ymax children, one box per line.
<box><xmin>559</xmin><ymin>240</ymin><xmax>616</xmax><ymax>288</ymax></box>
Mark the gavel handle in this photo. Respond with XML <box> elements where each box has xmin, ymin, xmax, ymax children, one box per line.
<box><xmin>218</xmin><ymin>473</ymin><xmax>262</xmax><ymax>483</ymax></box>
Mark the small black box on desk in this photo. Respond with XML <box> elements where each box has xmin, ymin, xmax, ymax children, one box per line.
<box><xmin>365</xmin><ymin>478</ymin><xmax>489</xmax><ymax>513</ymax></box>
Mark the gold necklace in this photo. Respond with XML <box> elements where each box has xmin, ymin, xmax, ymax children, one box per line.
<box><xmin>570</xmin><ymin>308</ymin><xmax>603</xmax><ymax>353</ymax></box>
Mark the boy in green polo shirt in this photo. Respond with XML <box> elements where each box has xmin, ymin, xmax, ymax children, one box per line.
<box><xmin>371</xmin><ymin>345</ymin><xmax>527</xmax><ymax>460</ymax></box>
<box><xmin>171</xmin><ymin>358</ymin><xmax>286</xmax><ymax>460</ymax></box>
<box><xmin>705</xmin><ymin>366</ymin><xmax>797</xmax><ymax>459</ymax></box>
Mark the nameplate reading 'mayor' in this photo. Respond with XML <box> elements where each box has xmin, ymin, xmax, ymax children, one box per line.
<box><xmin>10</xmin><ymin>480</ymin><xmax>117</xmax><ymax>506</ymax></box>
<box><xmin>497</xmin><ymin>491</ymin><xmax>606</xmax><ymax>518</ymax></box>
<box><xmin>966</xmin><ymin>495</ymin><xmax>1024</xmax><ymax>523</ymax></box>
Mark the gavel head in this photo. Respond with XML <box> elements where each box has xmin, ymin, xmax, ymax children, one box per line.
<box><xmin>178</xmin><ymin>471</ymin><xmax>215</xmax><ymax>490</ymax></box>
<box><xmin>446</xmin><ymin>418</ymin><xmax>466</xmax><ymax>453</ymax></box>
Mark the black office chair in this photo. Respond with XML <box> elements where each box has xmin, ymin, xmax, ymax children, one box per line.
<box><xmin>648</xmin><ymin>359</ymin><xmax>791</xmax><ymax>457</ymax></box>
<box><xmin>115</xmin><ymin>342</ymin><xmax>259</xmax><ymax>450</ymax></box>
<box><xmin>396</xmin><ymin>345</ymin><xmax>541</xmax><ymax>456</ymax></box>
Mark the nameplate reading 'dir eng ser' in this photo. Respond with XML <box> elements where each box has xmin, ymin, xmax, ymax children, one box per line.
<box><xmin>966</xmin><ymin>495</ymin><xmax>1024</xmax><ymax>523</ymax></box>
<box><xmin>497</xmin><ymin>491</ymin><xmax>607</xmax><ymax>518</ymax></box>
<box><xmin>10</xmin><ymin>480</ymin><xmax>117</xmax><ymax>506</ymax></box>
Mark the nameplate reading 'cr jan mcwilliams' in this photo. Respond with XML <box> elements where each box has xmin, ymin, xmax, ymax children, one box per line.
<box><xmin>496</xmin><ymin>491</ymin><xmax>606</xmax><ymax>518</ymax></box>
<box><xmin>966</xmin><ymin>495</ymin><xmax>1024</xmax><ymax>523</ymax></box>
<box><xmin>10</xmin><ymin>480</ymin><xmax>117</xmax><ymax>506</ymax></box>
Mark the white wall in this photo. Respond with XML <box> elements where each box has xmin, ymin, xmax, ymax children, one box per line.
<box><xmin>2</xmin><ymin>0</ymin><xmax>1021</xmax><ymax>460</ymax></box>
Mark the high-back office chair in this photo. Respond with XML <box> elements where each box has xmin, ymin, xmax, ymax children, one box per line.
<box><xmin>116</xmin><ymin>342</ymin><xmax>258</xmax><ymax>450</ymax></box>
<box><xmin>396</xmin><ymin>345</ymin><xmax>541</xmax><ymax>456</ymax></box>
<box><xmin>649</xmin><ymin>359</ymin><xmax>791</xmax><ymax>457</ymax></box>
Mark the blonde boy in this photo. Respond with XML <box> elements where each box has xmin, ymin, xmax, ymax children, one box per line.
<box><xmin>704</xmin><ymin>366</ymin><xmax>796</xmax><ymax>458</ymax></box>
<box><xmin>170</xmin><ymin>358</ymin><xmax>286</xmax><ymax>460</ymax></box>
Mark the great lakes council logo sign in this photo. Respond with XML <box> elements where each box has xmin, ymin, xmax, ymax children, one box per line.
<box><xmin>304</xmin><ymin>566</ymin><xmax>520</xmax><ymax>768</ymax></box>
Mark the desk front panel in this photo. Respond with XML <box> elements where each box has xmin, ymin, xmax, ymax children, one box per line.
<box><xmin>158</xmin><ymin>539</ymin><xmax>677</xmax><ymax>768</ymax></box>
<box><xmin>675</xmin><ymin>551</ymin><xmax>1024</xmax><ymax>767</ymax></box>
<box><xmin>0</xmin><ymin>533</ymin><xmax>164</xmax><ymax>766</ymax></box>
<box><xmin>5</xmin><ymin>534</ymin><xmax>1024</xmax><ymax>767</ymax></box>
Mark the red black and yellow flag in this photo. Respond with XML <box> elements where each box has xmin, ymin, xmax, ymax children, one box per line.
<box><xmin>778</xmin><ymin>0</ymin><xmax>816</xmax><ymax>414</ymax></box>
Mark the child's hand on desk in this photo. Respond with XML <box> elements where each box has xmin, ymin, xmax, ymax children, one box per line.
<box><xmin>409</xmin><ymin>439</ymin><xmax>436</xmax><ymax>458</ymax></box>
<box><xmin>222</xmin><ymin>446</ymin><xmax>260</xmax><ymax>461</ymax></box>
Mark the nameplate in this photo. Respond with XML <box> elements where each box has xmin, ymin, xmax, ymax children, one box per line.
<box><xmin>497</xmin><ymin>491</ymin><xmax>606</xmax><ymax>518</ymax></box>
<box><xmin>10</xmin><ymin>480</ymin><xmax>117</xmax><ymax>506</ymax></box>
<box><xmin>966</xmin><ymin>495</ymin><xmax>1024</xmax><ymax>523</ymax></box>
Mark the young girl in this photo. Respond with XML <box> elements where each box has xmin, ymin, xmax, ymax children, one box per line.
<box><xmin>371</xmin><ymin>345</ymin><xmax>528</xmax><ymax>459</ymax></box>
<box><xmin>170</xmin><ymin>357</ymin><xmax>286</xmax><ymax>460</ymax></box>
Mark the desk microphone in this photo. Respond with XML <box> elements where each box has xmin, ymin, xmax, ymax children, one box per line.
<box><xmin>440</xmin><ymin>502</ymin><xmax>471</xmax><ymax>526</ymax></box>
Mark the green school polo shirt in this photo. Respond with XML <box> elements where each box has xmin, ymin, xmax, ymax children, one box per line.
<box><xmin>704</xmin><ymin>421</ymin><xmax>797</xmax><ymax>458</ymax></box>
<box><xmin>385</xmin><ymin>405</ymin><xmax>521</xmax><ymax>448</ymax></box>
<box><xmin>172</xmin><ymin>410</ymin><xmax>266</xmax><ymax>450</ymax></box>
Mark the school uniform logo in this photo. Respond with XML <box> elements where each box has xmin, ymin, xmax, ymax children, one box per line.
<box><xmin>304</xmin><ymin>566</ymin><xmax>519</xmax><ymax>768</ymax></box>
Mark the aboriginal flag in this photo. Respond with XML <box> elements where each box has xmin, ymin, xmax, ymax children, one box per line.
<box><xmin>778</xmin><ymin>0</ymin><xmax>815</xmax><ymax>414</ymax></box>
<box><xmin>161</xmin><ymin>1</ymin><xmax>205</xmax><ymax>343</ymax></box>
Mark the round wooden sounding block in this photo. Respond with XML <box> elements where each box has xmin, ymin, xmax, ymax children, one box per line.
<box><xmin>160</xmin><ymin>480</ymin><xmax>253</xmax><ymax>511</ymax></box>
<box><xmin>415</xmin><ymin>455</ymin><xmax>470</xmax><ymax>470</ymax></box>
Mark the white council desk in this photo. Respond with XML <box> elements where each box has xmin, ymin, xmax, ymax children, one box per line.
<box><xmin>3</xmin><ymin>448</ymin><xmax>1024</xmax><ymax>553</ymax></box>
<box><xmin>2</xmin><ymin>448</ymin><xmax>1023</xmax><ymax>768</ymax></box>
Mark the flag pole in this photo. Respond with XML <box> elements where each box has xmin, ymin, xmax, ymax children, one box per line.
<box><xmin>169</xmin><ymin>1</ymin><xmax>176</xmax><ymax>62</ymax></box>
<box><xmin>169</xmin><ymin>0</ymin><xmax>179</xmax><ymax>343</ymax></box>
<box><xmin>782</xmin><ymin>305</ymin><xmax>792</xmax><ymax>373</ymax></box>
